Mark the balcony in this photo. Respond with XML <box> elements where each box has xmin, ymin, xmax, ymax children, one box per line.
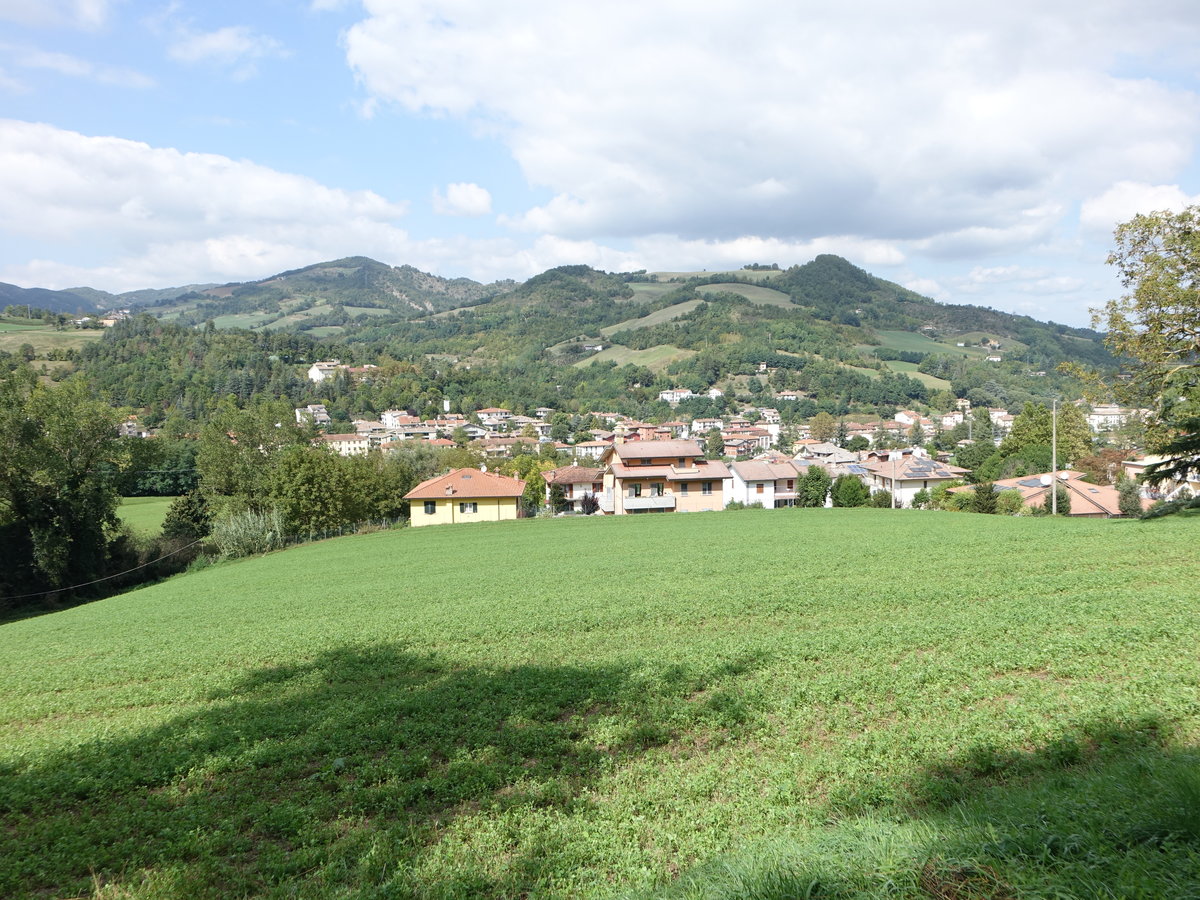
<box><xmin>623</xmin><ymin>495</ymin><xmax>676</xmax><ymax>511</ymax></box>
<box><xmin>598</xmin><ymin>492</ymin><xmax>615</xmax><ymax>513</ymax></box>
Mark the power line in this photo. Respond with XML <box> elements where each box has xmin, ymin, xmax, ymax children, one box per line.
<box><xmin>0</xmin><ymin>538</ymin><xmax>205</xmax><ymax>604</ymax></box>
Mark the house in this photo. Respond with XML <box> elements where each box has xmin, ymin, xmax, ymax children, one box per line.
<box><xmin>478</xmin><ymin>435</ymin><xmax>539</xmax><ymax>458</ymax></box>
<box><xmin>295</xmin><ymin>404</ymin><xmax>332</xmax><ymax>426</ymax></box>
<box><xmin>729</xmin><ymin>459</ymin><xmax>805</xmax><ymax>507</ymax></box>
<box><xmin>658</xmin><ymin>388</ymin><xmax>695</xmax><ymax>404</ymax></box>
<box><xmin>404</xmin><ymin>468</ymin><xmax>526</xmax><ymax>527</ymax></box>
<box><xmin>116</xmin><ymin>416</ymin><xmax>153</xmax><ymax>438</ymax></box>
<box><xmin>307</xmin><ymin>360</ymin><xmax>343</xmax><ymax>383</ymax></box>
<box><xmin>543</xmin><ymin>465</ymin><xmax>604</xmax><ymax>512</ymax></box>
<box><xmin>859</xmin><ymin>451</ymin><xmax>969</xmax><ymax>507</ymax></box>
<box><xmin>776</xmin><ymin>390</ymin><xmax>806</xmax><ymax>402</ymax></box>
<box><xmin>318</xmin><ymin>433</ymin><xmax>371</xmax><ymax>457</ymax></box>
<box><xmin>476</xmin><ymin>407</ymin><xmax>513</xmax><ymax>421</ymax></box>
<box><xmin>691</xmin><ymin>416</ymin><xmax>724</xmax><ymax>434</ymax></box>
<box><xmin>1123</xmin><ymin>454</ymin><xmax>1200</xmax><ymax>502</ymax></box>
<box><xmin>1085</xmin><ymin>404</ymin><xmax>1143</xmax><ymax>433</ymax></box>
<box><xmin>599</xmin><ymin>439</ymin><xmax>730</xmax><ymax>514</ymax></box>
<box><xmin>571</xmin><ymin>439</ymin><xmax>612</xmax><ymax>461</ymax></box>
<box><xmin>948</xmin><ymin>470</ymin><xmax>1141</xmax><ymax>517</ymax></box>
<box><xmin>381</xmin><ymin>409</ymin><xmax>420</xmax><ymax>429</ymax></box>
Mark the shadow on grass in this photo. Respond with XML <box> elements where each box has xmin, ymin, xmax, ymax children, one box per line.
<box><xmin>0</xmin><ymin>644</ymin><xmax>764</xmax><ymax>899</ymax></box>
<box><xmin>633</xmin><ymin>716</ymin><xmax>1200</xmax><ymax>899</ymax></box>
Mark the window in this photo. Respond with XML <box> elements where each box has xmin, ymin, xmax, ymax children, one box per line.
<box><xmin>423</xmin><ymin>500</ymin><xmax>436</xmax><ymax>515</ymax></box>
<box><xmin>702</xmin><ymin>481</ymin><xmax>713</xmax><ymax>495</ymax></box>
<box><xmin>678</xmin><ymin>457</ymin><xmax>685</xmax><ymax>466</ymax></box>
<box><xmin>652</xmin><ymin>483</ymin><xmax>664</xmax><ymax>496</ymax></box>
<box><xmin>787</xmin><ymin>479</ymin><xmax>794</xmax><ymax>491</ymax></box>
<box><xmin>756</xmin><ymin>483</ymin><xmax>764</xmax><ymax>494</ymax></box>
<box><xmin>680</xmin><ymin>483</ymin><xmax>689</xmax><ymax>496</ymax></box>
<box><xmin>459</xmin><ymin>502</ymin><xmax>478</xmax><ymax>514</ymax></box>
<box><xmin>631</xmin><ymin>484</ymin><xmax>642</xmax><ymax>498</ymax></box>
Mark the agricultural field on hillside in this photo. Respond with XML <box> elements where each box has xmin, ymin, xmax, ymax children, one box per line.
<box><xmin>880</xmin><ymin>359</ymin><xmax>953</xmax><ymax>389</ymax></box>
<box><xmin>576</xmin><ymin>344</ymin><xmax>696</xmax><ymax>370</ymax></box>
<box><xmin>601</xmin><ymin>300</ymin><xmax>705</xmax><ymax>336</ymax></box>
<box><xmin>696</xmin><ymin>283</ymin><xmax>795</xmax><ymax>308</ymax></box>
<box><xmin>0</xmin><ymin>327</ymin><xmax>102</xmax><ymax>355</ymax></box>
<box><xmin>624</xmin><ymin>283</ymin><xmax>680</xmax><ymax>302</ymax></box>
<box><xmin>651</xmin><ymin>269</ymin><xmax>785</xmax><ymax>284</ymax></box>
<box><xmin>2</xmin><ymin>511</ymin><xmax>1198</xmax><ymax>899</ymax></box>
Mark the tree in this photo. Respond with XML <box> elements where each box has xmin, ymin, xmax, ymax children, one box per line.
<box><xmin>161</xmin><ymin>490</ymin><xmax>212</xmax><ymax>540</ymax></box>
<box><xmin>798</xmin><ymin>465</ymin><xmax>832</xmax><ymax>507</ymax></box>
<box><xmin>1100</xmin><ymin>207</ymin><xmax>1200</xmax><ymax>490</ymax></box>
<box><xmin>0</xmin><ymin>372</ymin><xmax>125</xmax><ymax>600</ymax></box>
<box><xmin>809</xmin><ymin>411</ymin><xmax>837</xmax><ymax>442</ymax></box>
<box><xmin>1000</xmin><ymin>402</ymin><xmax>1092</xmax><ymax>466</ymax></box>
<box><xmin>971</xmin><ymin>481</ymin><xmax>998</xmax><ymax>514</ymax></box>
<box><xmin>907</xmin><ymin>422</ymin><xmax>926</xmax><ymax>446</ymax></box>
<box><xmin>1118</xmin><ymin>476</ymin><xmax>1143</xmax><ymax>518</ymax></box>
<box><xmin>831</xmin><ymin>474</ymin><xmax>870</xmax><ymax>507</ymax></box>
<box><xmin>1042</xmin><ymin>482</ymin><xmax>1071</xmax><ymax>515</ymax></box>
<box><xmin>704</xmin><ymin>428</ymin><xmax>724</xmax><ymax>458</ymax></box>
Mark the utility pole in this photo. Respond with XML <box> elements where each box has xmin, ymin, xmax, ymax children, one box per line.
<box><xmin>1051</xmin><ymin>398</ymin><xmax>1058</xmax><ymax>516</ymax></box>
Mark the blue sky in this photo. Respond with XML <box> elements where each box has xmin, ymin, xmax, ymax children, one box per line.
<box><xmin>2</xmin><ymin>0</ymin><xmax>1200</xmax><ymax>326</ymax></box>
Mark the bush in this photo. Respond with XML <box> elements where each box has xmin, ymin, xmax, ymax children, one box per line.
<box><xmin>209</xmin><ymin>507</ymin><xmax>288</xmax><ymax>559</ymax></box>
<box><xmin>972</xmin><ymin>482</ymin><xmax>998</xmax><ymax>514</ymax></box>
<box><xmin>831</xmin><ymin>475</ymin><xmax>870</xmax><ymax>507</ymax></box>
<box><xmin>996</xmin><ymin>489</ymin><xmax>1026</xmax><ymax>516</ymax></box>
<box><xmin>579</xmin><ymin>492</ymin><xmax>601</xmax><ymax>515</ymax></box>
<box><xmin>869</xmin><ymin>489</ymin><xmax>894</xmax><ymax>508</ymax></box>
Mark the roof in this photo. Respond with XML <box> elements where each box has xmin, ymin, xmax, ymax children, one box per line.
<box><xmin>609</xmin><ymin>439</ymin><xmax>705</xmax><ymax>461</ymax></box>
<box><xmin>861</xmin><ymin>455</ymin><xmax>969</xmax><ymax>481</ymax></box>
<box><xmin>544</xmin><ymin>465</ymin><xmax>604</xmax><ymax>485</ymax></box>
<box><xmin>730</xmin><ymin>460</ymin><xmax>801</xmax><ymax>481</ymax></box>
<box><xmin>403</xmin><ymin>468</ymin><xmax>526</xmax><ymax>500</ymax></box>
<box><xmin>949</xmin><ymin>470</ymin><xmax>1129</xmax><ymax>516</ymax></box>
<box><xmin>610</xmin><ymin>459</ymin><xmax>730</xmax><ymax>481</ymax></box>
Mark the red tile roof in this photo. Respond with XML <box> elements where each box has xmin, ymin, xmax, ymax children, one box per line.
<box><xmin>403</xmin><ymin>468</ymin><xmax>526</xmax><ymax>500</ymax></box>
<box><xmin>544</xmin><ymin>465</ymin><xmax>604</xmax><ymax>485</ymax></box>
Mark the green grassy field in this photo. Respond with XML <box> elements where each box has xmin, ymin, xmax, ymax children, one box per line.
<box><xmin>577</xmin><ymin>344</ymin><xmax>696</xmax><ymax>370</ymax></box>
<box><xmin>880</xmin><ymin>359</ymin><xmax>953</xmax><ymax>389</ymax></box>
<box><xmin>117</xmin><ymin>496</ymin><xmax>177</xmax><ymax>536</ymax></box>
<box><xmin>1</xmin><ymin>510</ymin><xmax>1198</xmax><ymax>899</ymax></box>
<box><xmin>696</xmin><ymin>283</ymin><xmax>795</xmax><ymax>308</ymax></box>
<box><xmin>602</xmin><ymin>300</ymin><xmax>705</xmax><ymax>337</ymax></box>
<box><xmin>0</xmin><ymin>327</ymin><xmax>103</xmax><ymax>355</ymax></box>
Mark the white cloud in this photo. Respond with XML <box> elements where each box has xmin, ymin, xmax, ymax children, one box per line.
<box><xmin>1079</xmin><ymin>181</ymin><xmax>1200</xmax><ymax>235</ymax></box>
<box><xmin>0</xmin><ymin>44</ymin><xmax>153</xmax><ymax>88</ymax></box>
<box><xmin>344</xmin><ymin>1</ymin><xmax>1200</xmax><ymax>259</ymax></box>
<box><xmin>432</xmin><ymin>182</ymin><xmax>492</xmax><ymax>216</ymax></box>
<box><xmin>168</xmin><ymin>25</ymin><xmax>286</xmax><ymax>78</ymax></box>
<box><xmin>0</xmin><ymin>119</ymin><xmax>413</xmax><ymax>292</ymax></box>
<box><xmin>904</xmin><ymin>278</ymin><xmax>948</xmax><ymax>301</ymax></box>
<box><xmin>0</xmin><ymin>0</ymin><xmax>111</xmax><ymax>29</ymax></box>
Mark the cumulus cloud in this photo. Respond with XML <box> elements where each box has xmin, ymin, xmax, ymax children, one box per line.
<box><xmin>432</xmin><ymin>182</ymin><xmax>492</xmax><ymax>216</ymax></box>
<box><xmin>1079</xmin><ymin>181</ymin><xmax>1200</xmax><ymax>235</ymax></box>
<box><xmin>343</xmin><ymin>0</ymin><xmax>1200</xmax><ymax>257</ymax></box>
<box><xmin>168</xmin><ymin>25</ymin><xmax>287</xmax><ymax>79</ymax></box>
<box><xmin>0</xmin><ymin>120</ymin><xmax>413</xmax><ymax>291</ymax></box>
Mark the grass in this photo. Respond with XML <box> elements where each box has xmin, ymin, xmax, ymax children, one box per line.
<box><xmin>0</xmin><ymin>327</ymin><xmax>103</xmax><ymax>355</ymax></box>
<box><xmin>602</xmin><ymin>300</ymin><xmax>705</xmax><ymax>337</ymax></box>
<box><xmin>880</xmin><ymin>359</ymin><xmax>953</xmax><ymax>390</ymax></box>
<box><xmin>1</xmin><ymin>510</ymin><xmax>1198</xmax><ymax>898</ymax></box>
<box><xmin>577</xmin><ymin>344</ymin><xmax>697</xmax><ymax>370</ymax></box>
<box><xmin>696</xmin><ymin>284</ymin><xmax>794</xmax><ymax>308</ymax></box>
<box><xmin>117</xmin><ymin>496</ymin><xmax>177</xmax><ymax>536</ymax></box>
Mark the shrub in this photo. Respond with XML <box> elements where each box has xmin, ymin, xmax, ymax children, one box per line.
<box><xmin>996</xmin><ymin>489</ymin><xmax>1025</xmax><ymax>516</ymax></box>
<box><xmin>578</xmin><ymin>492</ymin><xmax>600</xmax><ymax>515</ymax></box>
<box><xmin>831</xmin><ymin>474</ymin><xmax>870</xmax><ymax>507</ymax></box>
<box><xmin>209</xmin><ymin>507</ymin><xmax>288</xmax><ymax>559</ymax></box>
<box><xmin>869</xmin><ymin>489</ymin><xmax>894</xmax><ymax>508</ymax></box>
<box><xmin>972</xmin><ymin>482</ymin><xmax>998</xmax><ymax>514</ymax></box>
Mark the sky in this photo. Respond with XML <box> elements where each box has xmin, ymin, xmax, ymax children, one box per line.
<box><xmin>2</xmin><ymin>1</ymin><xmax>1200</xmax><ymax>327</ymax></box>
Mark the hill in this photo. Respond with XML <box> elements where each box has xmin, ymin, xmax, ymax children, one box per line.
<box><xmin>0</xmin><ymin>281</ymin><xmax>106</xmax><ymax>315</ymax></box>
<box><xmin>140</xmin><ymin>257</ymin><xmax>513</xmax><ymax>331</ymax></box>
<box><xmin>2</xmin><ymin>510</ymin><xmax>1197</xmax><ymax>898</ymax></box>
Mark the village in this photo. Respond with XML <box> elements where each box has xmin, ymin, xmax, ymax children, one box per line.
<box><xmin>283</xmin><ymin>361</ymin><xmax>1188</xmax><ymax>525</ymax></box>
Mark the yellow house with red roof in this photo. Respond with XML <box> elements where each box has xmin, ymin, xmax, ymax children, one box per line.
<box><xmin>403</xmin><ymin>468</ymin><xmax>526</xmax><ymax>527</ymax></box>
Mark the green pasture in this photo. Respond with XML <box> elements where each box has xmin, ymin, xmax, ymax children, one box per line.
<box><xmin>211</xmin><ymin>312</ymin><xmax>279</xmax><ymax>330</ymax></box>
<box><xmin>117</xmin><ymin>496</ymin><xmax>177</xmax><ymax>536</ymax></box>
<box><xmin>602</xmin><ymin>300</ymin><xmax>705</xmax><ymax>336</ymax></box>
<box><xmin>624</xmin><ymin>283</ymin><xmax>681</xmax><ymax>303</ymax></box>
<box><xmin>880</xmin><ymin>359</ymin><xmax>953</xmax><ymax>389</ymax></box>
<box><xmin>1</xmin><ymin>510</ymin><xmax>1198</xmax><ymax>899</ymax></box>
<box><xmin>696</xmin><ymin>283</ymin><xmax>795</xmax><ymax>308</ymax></box>
<box><xmin>0</xmin><ymin>327</ymin><xmax>102</xmax><ymax>355</ymax></box>
<box><xmin>577</xmin><ymin>344</ymin><xmax>696</xmax><ymax>370</ymax></box>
